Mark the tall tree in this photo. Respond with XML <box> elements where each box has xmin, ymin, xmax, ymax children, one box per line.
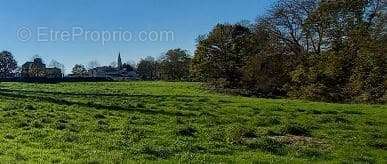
<box><xmin>191</xmin><ymin>24</ymin><xmax>253</xmax><ymax>88</ymax></box>
<box><xmin>137</xmin><ymin>56</ymin><xmax>159</xmax><ymax>80</ymax></box>
<box><xmin>288</xmin><ymin>0</ymin><xmax>385</xmax><ymax>102</ymax></box>
<box><xmin>159</xmin><ymin>49</ymin><xmax>191</xmax><ymax>81</ymax></box>
<box><xmin>242</xmin><ymin>24</ymin><xmax>290</xmax><ymax>96</ymax></box>
<box><xmin>0</xmin><ymin>51</ymin><xmax>18</xmax><ymax>78</ymax></box>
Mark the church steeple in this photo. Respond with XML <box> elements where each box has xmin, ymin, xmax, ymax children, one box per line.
<box><xmin>117</xmin><ymin>52</ymin><xmax>122</xmax><ymax>68</ymax></box>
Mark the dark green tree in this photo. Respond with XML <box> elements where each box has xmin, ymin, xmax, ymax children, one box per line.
<box><xmin>0</xmin><ymin>51</ymin><xmax>18</xmax><ymax>78</ymax></box>
<box><xmin>191</xmin><ymin>24</ymin><xmax>254</xmax><ymax>88</ymax></box>
<box><xmin>288</xmin><ymin>0</ymin><xmax>385</xmax><ymax>102</ymax></box>
<box><xmin>137</xmin><ymin>56</ymin><xmax>159</xmax><ymax>80</ymax></box>
<box><xmin>159</xmin><ymin>49</ymin><xmax>191</xmax><ymax>81</ymax></box>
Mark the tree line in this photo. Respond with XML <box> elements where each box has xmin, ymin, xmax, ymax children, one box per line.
<box><xmin>0</xmin><ymin>52</ymin><xmax>65</xmax><ymax>78</ymax></box>
<box><xmin>137</xmin><ymin>0</ymin><xmax>386</xmax><ymax>103</ymax></box>
<box><xmin>0</xmin><ymin>49</ymin><xmax>188</xmax><ymax>80</ymax></box>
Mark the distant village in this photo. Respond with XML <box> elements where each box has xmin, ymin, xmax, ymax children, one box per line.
<box><xmin>0</xmin><ymin>48</ymin><xmax>192</xmax><ymax>83</ymax></box>
<box><xmin>19</xmin><ymin>53</ymin><xmax>138</xmax><ymax>80</ymax></box>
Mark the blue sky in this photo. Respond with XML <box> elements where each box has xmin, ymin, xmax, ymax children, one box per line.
<box><xmin>0</xmin><ymin>0</ymin><xmax>275</xmax><ymax>73</ymax></box>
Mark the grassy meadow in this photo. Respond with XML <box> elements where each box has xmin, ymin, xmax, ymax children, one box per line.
<box><xmin>0</xmin><ymin>81</ymin><xmax>385</xmax><ymax>163</ymax></box>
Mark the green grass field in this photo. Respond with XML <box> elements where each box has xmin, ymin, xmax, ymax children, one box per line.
<box><xmin>0</xmin><ymin>81</ymin><xmax>385</xmax><ymax>163</ymax></box>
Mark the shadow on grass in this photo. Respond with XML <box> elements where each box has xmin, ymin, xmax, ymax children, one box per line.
<box><xmin>0</xmin><ymin>88</ymin><xmax>204</xmax><ymax>99</ymax></box>
<box><xmin>0</xmin><ymin>90</ymin><xmax>198</xmax><ymax>117</ymax></box>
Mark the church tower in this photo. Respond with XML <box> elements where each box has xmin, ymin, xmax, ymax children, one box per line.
<box><xmin>117</xmin><ymin>53</ymin><xmax>123</xmax><ymax>69</ymax></box>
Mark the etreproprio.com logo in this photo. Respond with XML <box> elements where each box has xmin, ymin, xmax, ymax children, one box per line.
<box><xmin>17</xmin><ymin>26</ymin><xmax>175</xmax><ymax>45</ymax></box>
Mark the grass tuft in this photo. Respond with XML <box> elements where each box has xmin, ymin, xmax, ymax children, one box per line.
<box><xmin>177</xmin><ymin>126</ymin><xmax>197</xmax><ymax>137</ymax></box>
<box><xmin>247</xmin><ymin>137</ymin><xmax>288</xmax><ymax>155</ymax></box>
<box><xmin>141</xmin><ymin>146</ymin><xmax>174</xmax><ymax>159</ymax></box>
<box><xmin>281</xmin><ymin>123</ymin><xmax>311</xmax><ymax>136</ymax></box>
<box><xmin>227</xmin><ymin>126</ymin><xmax>257</xmax><ymax>144</ymax></box>
<box><xmin>4</xmin><ymin>133</ymin><xmax>15</xmax><ymax>139</ymax></box>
